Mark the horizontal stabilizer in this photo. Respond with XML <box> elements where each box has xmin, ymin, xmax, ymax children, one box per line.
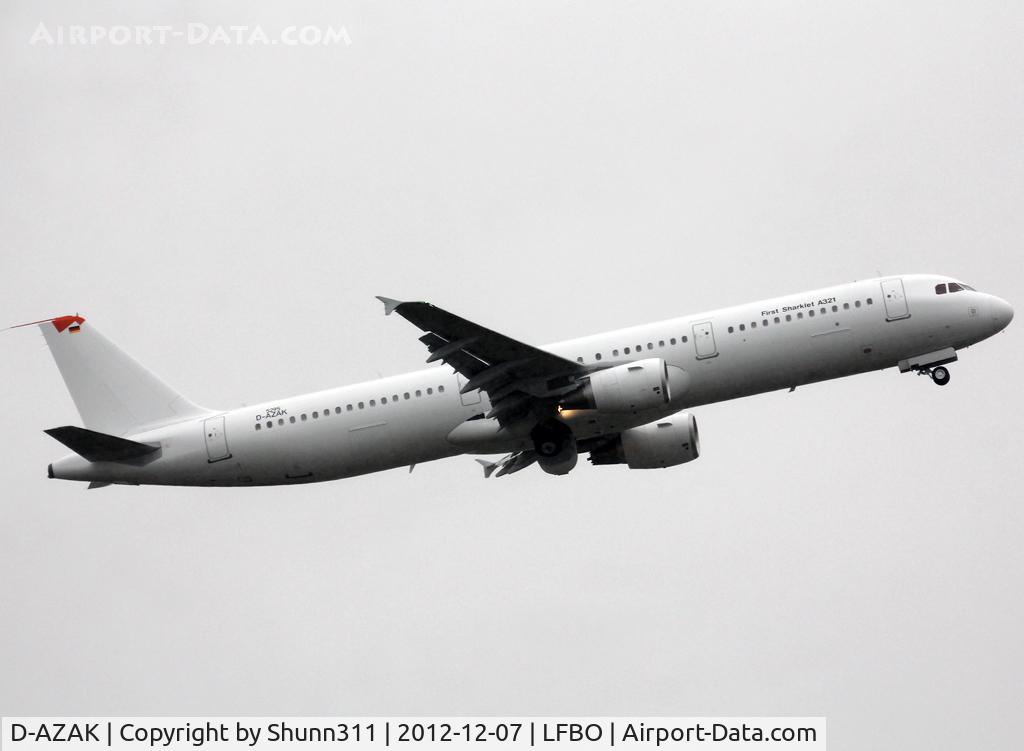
<box><xmin>44</xmin><ymin>426</ymin><xmax>160</xmax><ymax>463</ymax></box>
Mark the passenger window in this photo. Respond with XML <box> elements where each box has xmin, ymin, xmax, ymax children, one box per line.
<box><xmin>739</xmin><ymin>324</ymin><xmax>746</xmax><ymax>331</ymax></box>
<box><xmin>613</xmin><ymin>349</ymin><xmax>619</xmax><ymax>357</ymax></box>
<box><xmin>301</xmin><ymin>413</ymin><xmax>307</xmax><ymax>421</ymax></box>
<box><xmin>255</xmin><ymin>423</ymin><xmax>261</xmax><ymax>431</ymax></box>
<box><xmin>670</xmin><ymin>338</ymin><xmax>676</xmax><ymax>345</ymax></box>
<box><xmin>820</xmin><ymin>307</ymin><xmax>826</xmax><ymax>314</ymax></box>
<box><xmin>266</xmin><ymin>421</ymin><xmax>272</xmax><ymax>429</ymax></box>
<box><xmin>437</xmin><ymin>386</ymin><xmax>444</xmax><ymax>393</ymax></box>
<box><xmin>831</xmin><ymin>305</ymin><xmax>838</xmax><ymax>312</ymax></box>
<box><xmin>867</xmin><ymin>298</ymin><xmax>873</xmax><ymax>305</ymax></box>
<box><xmin>404</xmin><ymin>393</ymin><xmax>410</xmax><ymax>400</ymax></box>
<box><xmin>762</xmin><ymin>319</ymin><xmax>769</xmax><ymax>326</ymax></box>
<box><xmin>658</xmin><ymin>340</ymin><xmax>665</xmax><ymax>347</ymax></box>
<box><xmin>595</xmin><ymin>353</ymin><xmax>602</xmax><ymax>361</ymax></box>
<box><xmin>843</xmin><ymin>303</ymin><xmax>849</xmax><ymax>310</ymax></box>
<box><xmin>369</xmin><ymin>400</ymin><xmax>376</xmax><ymax>407</ymax></box>
<box><xmin>358</xmin><ymin>402</ymin><xmax>365</xmax><ymax>409</ymax></box>
<box><xmin>278</xmin><ymin>418</ymin><xmax>284</xmax><ymax>425</ymax></box>
<box><xmin>728</xmin><ymin>326</ymin><xmax>734</xmax><ymax>333</ymax></box>
<box><xmin>773</xmin><ymin>317</ymin><xmax>780</xmax><ymax>324</ymax></box>
<box><xmin>312</xmin><ymin>411</ymin><xmax>318</xmax><ymax>418</ymax></box>
<box><xmin>577</xmin><ymin>356</ymin><xmax>583</xmax><ymax>363</ymax></box>
<box><xmin>381</xmin><ymin>397</ymin><xmax>387</xmax><ymax>404</ymax></box>
<box><xmin>346</xmin><ymin>405</ymin><xmax>352</xmax><ymax>412</ymax></box>
<box><xmin>809</xmin><ymin>310</ymin><xmax>815</xmax><ymax>317</ymax></box>
<box><xmin>426</xmin><ymin>388</ymin><xmax>433</xmax><ymax>395</ymax></box>
<box><xmin>797</xmin><ymin>312</ymin><xmax>804</xmax><ymax>319</ymax></box>
<box><xmin>415</xmin><ymin>390</ymin><xmax>422</xmax><ymax>397</ymax></box>
<box><xmin>624</xmin><ymin>347</ymin><xmax>631</xmax><ymax>355</ymax></box>
<box><xmin>647</xmin><ymin>343</ymin><xmax>653</xmax><ymax>350</ymax></box>
<box><xmin>751</xmin><ymin>321</ymin><xmax>757</xmax><ymax>328</ymax></box>
<box><xmin>855</xmin><ymin>300</ymin><xmax>861</xmax><ymax>308</ymax></box>
<box><xmin>681</xmin><ymin>336</ymin><xmax>688</xmax><ymax>343</ymax></box>
<box><xmin>786</xmin><ymin>314</ymin><xmax>792</xmax><ymax>321</ymax></box>
<box><xmin>335</xmin><ymin>407</ymin><xmax>341</xmax><ymax>414</ymax></box>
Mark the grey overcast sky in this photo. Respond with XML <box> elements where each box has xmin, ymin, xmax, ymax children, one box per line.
<box><xmin>1</xmin><ymin>2</ymin><xmax>1022</xmax><ymax>749</ymax></box>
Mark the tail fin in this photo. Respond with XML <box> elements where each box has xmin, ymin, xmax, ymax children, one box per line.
<box><xmin>19</xmin><ymin>315</ymin><xmax>209</xmax><ymax>435</ymax></box>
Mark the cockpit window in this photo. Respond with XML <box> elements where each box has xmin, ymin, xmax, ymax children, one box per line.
<box><xmin>938</xmin><ymin>282</ymin><xmax>977</xmax><ymax>294</ymax></box>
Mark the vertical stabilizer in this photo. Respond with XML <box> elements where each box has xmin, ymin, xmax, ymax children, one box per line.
<box><xmin>32</xmin><ymin>315</ymin><xmax>209</xmax><ymax>435</ymax></box>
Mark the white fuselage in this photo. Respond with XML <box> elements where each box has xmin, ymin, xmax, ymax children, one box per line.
<box><xmin>49</xmin><ymin>275</ymin><xmax>1013</xmax><ymax>486</ymax></box>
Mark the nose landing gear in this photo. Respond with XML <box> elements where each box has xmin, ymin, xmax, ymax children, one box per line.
<box><xmin>917</xmin><ymin>365</ymin><xmax>951</xmax><ymax>386</ymax></box>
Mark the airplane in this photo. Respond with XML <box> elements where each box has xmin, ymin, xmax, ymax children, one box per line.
<box><xmin>13</xmin><ymin>274</ymin><xmax>1013</xmax><ymax>488</ymax></box>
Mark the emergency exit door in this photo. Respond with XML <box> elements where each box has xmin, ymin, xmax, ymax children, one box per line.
<box><xmin>692</xmin><ymin>321</ymin><xmax>718</xmax><ymax>359</ymax></box>
<box><xmin>203</xmin><ymin>415</ymin><xmax>231</xmax><ymax>462</ymax></box>
<box><xmin>881</xmin><ymin>278</ymin><xmax>911</xmax><ymax>321</ymax></box>
<box><xmin>456</xmin><ymin>374</ymin><xmax>481</xmax><ymax>406</ymax></box>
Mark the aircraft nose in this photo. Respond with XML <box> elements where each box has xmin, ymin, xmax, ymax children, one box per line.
<box><xmin>990</xmin><ymin>295</ymin><xmax>1014</xmax><ymax>331</ymax></box>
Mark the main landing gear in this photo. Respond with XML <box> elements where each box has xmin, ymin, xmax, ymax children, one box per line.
<box><xmin>917</xmin><ymin>365</ymin><xmax>951</xmax><ymax>386</ymax></box>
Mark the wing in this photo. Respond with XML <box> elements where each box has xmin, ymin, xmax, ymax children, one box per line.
<box><xmin>476</xmin><ymin>451</ymin><xmax>538</xmax><ymax>478</ymax></box>
<box><xmin>377</xmin><ymin>297</ymin><xmax>586</xmax><ymax>425</ymax></box>
<box><xmin>476</xmin><ymin>435</ymin><xmax>619</xmax><ymax>479</ymax></box>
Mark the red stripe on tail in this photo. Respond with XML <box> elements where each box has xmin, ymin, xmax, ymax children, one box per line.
<box><xmin>52</xmin><ymin>315</ymin><xmax>86</xmax><ymax>333</ymax></box>
<box><xmin>6</xmin><ymin>315</ymin><xmax>86</xmax><ymax>332</ymax></box>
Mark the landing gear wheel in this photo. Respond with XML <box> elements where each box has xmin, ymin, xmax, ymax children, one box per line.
<box><xmin>931</xmin><ymin>366</ymin><xmax>950</xmax><ymax>386</ymax></box>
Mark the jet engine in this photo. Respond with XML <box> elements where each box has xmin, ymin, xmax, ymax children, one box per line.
<box><xmin>561</xmin><ymin>358</ymin><xmax>687</xmax><ymax>414</ymax></box>
<box><xmin>531</xmin><ymin>419</ymin><xmax>578</xmax><ymax>475</ymax></box>
<box><xmin>589</xmin><ymin>414</ymin><xmax>700</xmax><ymax>469</ymax></box>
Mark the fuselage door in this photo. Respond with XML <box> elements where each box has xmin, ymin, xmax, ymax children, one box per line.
<box><xmin>881</xmin><ymin>278</ymin><xmax>911</xmax><ymax>321</ymax></box>
<box><xmin>456</xmin><ymin>374</ymin><xmax>482</xmax><ymax>406</ymax></box>
<box><xmin>203</xmin><ymin>415</ymin><xmax>231</xmax><ymax>462</ymax></box>
<box><xmin>692</xmin><ymin>321</ymin><xmax>718</xmax><ymax>359</ymax></box>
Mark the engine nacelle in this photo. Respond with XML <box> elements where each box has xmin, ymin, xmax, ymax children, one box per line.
<box><xmin>589</xmin><ymin>414</ymin><xmax>700</xmax><ymax>469</ymax></box>
<box><xmin>532</xmin><ymin>419</ymin><xmax>578</xmax><ymax>475</ymax></box>
<box><xmin>563</xmin><ymin>357</ymin><xmax>686</xmax><ymax>413</ymax></box>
